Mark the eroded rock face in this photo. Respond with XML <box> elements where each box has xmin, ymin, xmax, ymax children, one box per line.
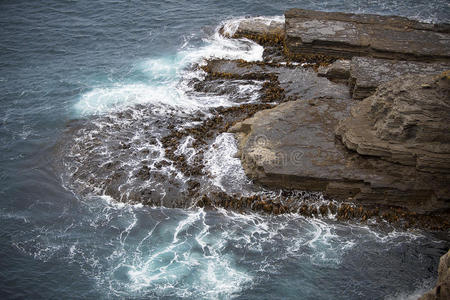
<box><xmin>336</xmin><ymin>72</ymin><xmax>450</xmax><ymax>174</ymax></box>
<box><xmin>230</xmin><ymin>96</ymin><xmax>450</xmax><ymax>213</ymax></box>
<box><xmin>419</xmin><ymin>250</ymin><xmax>450</xmax><ymax>300</ymax></box>
<box><xmin>349</xmin><ymin>58</ymin><xmax>450</xmax><ymax>100</ymax></box>
<box><xmin>285</xmin><ymin>9</ymin><xmax>450</xmax><ymax>61</ymax></box>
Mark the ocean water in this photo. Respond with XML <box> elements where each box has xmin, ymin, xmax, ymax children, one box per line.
<box><xmin>1</xmin><ymin>0</ymin><xmax>449</xmax><ymax>299</ymax></box>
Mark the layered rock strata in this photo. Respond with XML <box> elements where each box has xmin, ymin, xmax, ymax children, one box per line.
<box><xmin>319</xmin><ymin>58</ymin><xmax>450</xmax><ymax>100</ymax></box>
<box><xmin>230</xmin><ymin>74</ymin><xmax>450</xmax><ymax>213</ymax></box>
<box><xmin>336</xmin><ymin>72</ymin><xmax>450</xmax><ymax>173</ymax></box>
<box><xmin>284</xmin><ymin>8</ymin><xmax>450</xmax><ymax>61</ymax></box>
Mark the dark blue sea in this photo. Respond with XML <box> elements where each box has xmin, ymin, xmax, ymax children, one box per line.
<box><xmin>1</xmin><ymin>1</ymin><xmax>449</xmax><ymax>299</ymax></box>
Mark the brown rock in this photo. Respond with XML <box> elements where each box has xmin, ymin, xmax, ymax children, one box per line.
<box><xmin>317</xmin><ymin>59</ymin><xmax>351</xmax><ymax>82</ymax></box>
<box><xmin>348</xmin><ymin>57</ymin><xmax>450</xmax><ymax>100</ymax></box>
<box><xmin>285</xmin><ymin>9</ymin><xmax>450</xmax><ymax>61</ymax></box>
<box><xmin>230</xmin><ymin>92</ymin><xmax>450</xmax><ymax>213</ymax></box>
<box><xmin>336</xmin><ymin>72</ymin><xmax>450</xmax><ymax>174</ymax></box>
<box><xmin>231</xmin><ymin>17</ymin><xmax>284</xmax><ymax>40</ymax></box>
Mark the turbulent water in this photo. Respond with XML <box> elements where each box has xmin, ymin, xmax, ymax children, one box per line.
<box><xmin>1</xmin><ymin>0</ymin><xmax>449</xmax><ymax>299</ymax></box>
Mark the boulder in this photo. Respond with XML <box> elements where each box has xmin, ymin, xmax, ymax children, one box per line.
<box><xmin>317</xmin><ymin>59</ymin><xmax>351</xmax><ymax>83</ymax></box>
<box><xmin>285</xmin><ymin>9</ymin><xmax>450</xmax><ymax>61</ymax></box>
<box><xmin>419</xmin><ymin>250</ymin><xmax>450</xmax><ymax>300</ymax></box>
<box><xmin>336</xmin><ymin>72</ymin><xmax>450</xmax><ymax>173</ymax></box>
<box><xmin>227</xmin><ymin>17</ymin><xmax>284</xmax><ymax>40</ymax></box>
<box><xmin>230</xmin><ymin>96</ymin><xmax>450</xmax><ymax>213</ymax></box>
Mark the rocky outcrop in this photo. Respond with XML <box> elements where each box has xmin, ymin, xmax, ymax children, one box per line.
<box><xmin>319</xmin><ymin>58</ymin><xmax>450</xmax><ymax>100</ymax></box>
<box><xmin>228</xmin><ymin>17</ymin><xmax>284</xmax><ymax>41</ymax></box>
<box><xmin>228</xmin><ymin>11</ymin><xmax>450</xmax><ymax>103</ymax></box>
<box><xmin>348</xmin><ymin>58</ymin><xmax>450</xmax><ymax>100</ymax></box>
<box><xmin>317</xmin><ymin>59</ymin><xmax>351</xmax><ymax>83</ymax></box>
<box><xmin>336</xmin><ymin>72</ymin><xmax>450</xmax><ymax>174</ymax></box>
<box><xmin>229</xmin><ymin>95</ymin><xmax>450</xmax><ymax>213</ymax></box>
<box><xmin>420</xmin><ymin>250</ymin><xmax>450</xmax><ymax>300</ymax></box>
<box><xmin>199</xmin><ymin>59</ymin><xmax>350</xmax><ymax>101</ymax></box>
<box><xmin>285</xmin><ymin>9</ymin><xmax>450</xmax><ymax>61</ymax></box>
<box><xmin>223</xmin><ymin>11</ymin><xmax>450</xmax><ymax>216</ymax></box>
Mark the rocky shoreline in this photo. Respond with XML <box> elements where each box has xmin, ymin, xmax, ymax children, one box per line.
<box><xmin>223</xmin><ymin>9</ymin><xmax>450</xmax><ymax>227</ymax></box>
<box><xmin>59</xmin><ymin>9</ymin><xmax>450</xmax><ymax>231</ymax></box>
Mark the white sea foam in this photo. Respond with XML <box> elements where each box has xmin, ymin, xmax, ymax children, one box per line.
<box><xmin>74</xmin><ymin>16</ymin><xmax>266</xmax><ymax>116</ymax></box>
<box><xmin>203</xmin><ymin>133</ymin><xmax>253</xmax><ymax>194</ymax></box>
<box><xmin>221</xmin><ymin>15</ymin><xmax>285</xmax><ymax>37</ymax></box>
<box><xmin>57</xmin><ymin>13</ymin><xmax>444</xmax><ymax>299</ymax></box>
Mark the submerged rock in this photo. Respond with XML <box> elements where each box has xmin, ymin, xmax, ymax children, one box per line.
<box><xmin>336</xmin><ymin>72</ymin><xmax>450</xmax><ymax>173</ymax></box>
<box><xmin>420</xmin><ymin>250</ymin><xmax>450</xmax><ymax>300</ymax></box>
<box><xmin>284</xmin><ymin>9</ymin><xmax>450</xmax><ymax>61</ymax></box>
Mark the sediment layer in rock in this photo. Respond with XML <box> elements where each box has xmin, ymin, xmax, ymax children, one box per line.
<box><xmin>319</xmin><ymin>58</ymin><xmax>450</xmax><ymax>100</ymax></box>
<box><xmin>229</xmin><ymin>96</ymin><xmax>450</xmax><ymax>213</ymax></box>
<box><xmin>285</xmin><ymin>8</ymin><xmax>450</xmax><ymax>61</ymax></box>
<box><xmin>336</xmin><ymin>72</ymin><xmax>450</xmax><ymax>173</ymax></box>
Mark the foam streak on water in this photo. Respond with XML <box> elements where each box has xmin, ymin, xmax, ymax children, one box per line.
<box><xmin>8</xmin><ymin>198</ymin><xmax>446</xmax><ymax>299</ymax></box>
<box><xmin>1</xmin><ymin>1</ymin><xmax>450</xmax><ymax>299</ymax></box>
<box><xmin>73</xmin><ymin>18</ymin><xmax>264</xmax><ymax>116</ymax></box>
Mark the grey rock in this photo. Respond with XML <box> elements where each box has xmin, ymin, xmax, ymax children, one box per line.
<box><xmin>230</xmin><ymin>96</ymin><xmax>450</xmax><ymax>213</ymax></box>
<box><xmin>278</xmin><ymin>67</ymin><xmax>350</xmax><ymax>100</ymax></box>
<box><xmin>285</xmin><ymin>9</ymin><xmax>450</xmax><ymax>61</ymax></box>
<box><xmin>318</xmin><ymin>59</ymin><xmax>351</xmax><ymax>83</ymax></box>
<box><xmin>201</xmin><ymin>59</ymin><xmax>350</xmax><ymax>100</ymax></box>
<box><xmin>231</xmin><ymin>17</ymin><xmax>284</xmax><ymax>39</ymax></box>
<box><xmin>336</xmin><ymin>72</ymin><xmax>450</xmax><ymax>173</ymax></box>
<box><xmin>349</xmin><ymin>57</ymin><xmax>450</xmax><ymax>100</ymax></box>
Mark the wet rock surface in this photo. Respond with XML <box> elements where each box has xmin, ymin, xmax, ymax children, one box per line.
<box><xmin>420</xmin><ymin>250</ymin><xmax>450</xmax><ymax>300</ymax></box>
<box><xmin>285</xmin><ymin>8</ymin><xmax>450</xmax><ymax>61</ymax></box>
<box><xmin>336</xmin><ymin>72</ymin><xmax>450</xmax><ymax>173</ymax></box>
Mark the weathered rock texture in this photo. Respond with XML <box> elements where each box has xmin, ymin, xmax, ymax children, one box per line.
<box><xmin>349</xmin><ymin>58</ymin><xmax>450</xmax><ymax>100</ymax></box>
<box><xmin>336</xmin><ymin>72</ymin><xmax>450</xmax><ymax>174</ymax></box>
<box><xmin>231</xmin><ymin>17</ymin><xmax>284</xmax><ymax>40</ymax></box>
<box><xmin>319</xmin><ymin>58</ymin><xmax>450</xmax><ymax>100</ymax></box>
<box><xmin>285</xmin><ymin>9</ymin><xmax>450</xmax><ymax>61</ymax></box>
<box><xmin>317</xmin><ymin>59</ymin><xmax>351</xmax><ymax>83</ymax></box>
<box><xmin>230</xmin><ymin>95</ymin><xmax>450</xmax><ymax>213</ymax></box>
<box><xmin>420</xmin><ymin>250</ymin><xmax>450</xmax><ymax>300</ymax></box>
<box><xmin>200</xmin><ymin>59</ymin><xmax>350</xmax><ymax>101</ymax></box>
